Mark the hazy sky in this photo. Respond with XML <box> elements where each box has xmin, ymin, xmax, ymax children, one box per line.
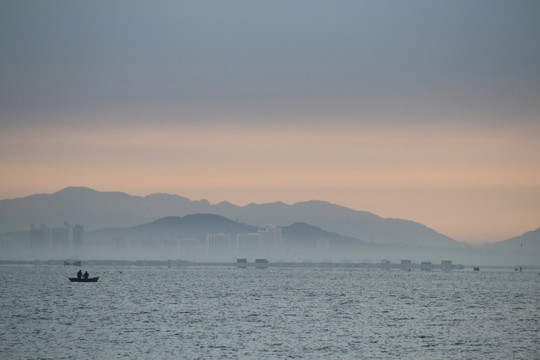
<box><xmin>1</xmin><ymin>1</ymin><xmax>539</xmax><ymax>244</ymax></box>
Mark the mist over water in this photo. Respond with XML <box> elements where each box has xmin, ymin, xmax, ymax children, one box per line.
<box><xmin>1</xmin><ymin>190</ymin><xmax>538</xmax><ymax>267</ymax></box>
<box><xmin>3</xmin><ymin>238</ymin><xmax>536</xmax><ymax>268</ymax></box>
<box><xmin>1</xmin><ymin>265</ymin><xmax>538</xmax><ymax>359</ymax></box>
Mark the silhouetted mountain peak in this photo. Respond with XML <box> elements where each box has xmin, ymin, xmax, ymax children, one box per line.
<box><xmin>54</xmin><ymin>186</ymin><xmax>99</xmax><ymax>195</ymax></box>
<box><xmin>215</xmin><ymin>201</ymin><xmax>235</xmax><ymax>206</ymax></box>
<box><xmin>143</xmin><ymin>214</ymin><xmax>233</xmax><ymax>227</ymax></box>
<box><xmin>492</xmin><ymin>227</ymin><xmax>540</xmax><ymax>247</ymax></box>
<box><xmin>145</xmin><ymin>193</ymin><xmax>190</xmax><ymax>201</ymax></box>
<box><xmin>287</xmin><ymin>222</ymin><xmax>320</xmax><ymax>231</ymax></box>
<box><xmin>123</xmin><ymin>213</ymin><xmax>261</xmax><ymax>240</ymax></box>
<box><xmin>246</xmin><ymin>201</ymin><xmax>287</xmax><ymax>208</ymax></box>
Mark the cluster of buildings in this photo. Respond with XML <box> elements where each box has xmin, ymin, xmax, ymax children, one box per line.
<box><xmin>0</xmin><ymin>223</ymin><xmax>85</xmax><ymax>259</ymax></box>
<box><xmin>206</xmin><ymin>225</ymin><xmax>284</xmax><ymax>258</ymax></box>
<box><xmin>0</xmin><ymin>223</ymin><xmax>464</xmax><ymax>268</ymax></box>
<box><xmin>19</xmin><ymin>223</ymin><xmax>284</xmax><ymax>260</ymax></box>
<box><xmin>30</xmin><ymin>223</ymin><xmax>84</xmax><ymax>252</ymax></box>
<box><xmin>101</xmin><ymin>225</ymin><xmax>285</xmax><ymax>261</ymax></box>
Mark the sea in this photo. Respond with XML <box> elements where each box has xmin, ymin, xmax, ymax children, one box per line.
<box><xmin>0</xmin><ymin>265</ymin><xmax>538</xmax><ymax>359</ymax></box>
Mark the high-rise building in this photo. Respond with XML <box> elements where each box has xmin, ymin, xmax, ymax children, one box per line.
<box><xmin>29</xmin><ymin>223</ymin><xmax>84</xmax><ymax>251</ymax></box>
<box><xmin>51</xmin><ymin>226</ymin><xmax>70</xmax><ymax>249</ymax></box>
<box><xmin>207</xmin><ymin>233</ymin><xmax>234</xmax><ymax>256</ymax></box>
<box><xmin>236</xmin><ymin>233</ymin><xmax>263</xmax><ymax>256</ymax></box>
<box><xmin>30</xmin><ymin>224</ymin><xmax>50</xmax><ymax>250</ymax></box>
<box><xmin>260</xmin><ymin>225</ymin><xmax>283</xmax><ymax>248</ymax></box>
<box><xmin>72</xmin><ymin>224</ymin><xmax>84</xmax><ymax>249</ymax></box>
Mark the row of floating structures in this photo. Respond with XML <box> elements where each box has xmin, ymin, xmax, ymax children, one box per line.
<box><xmin>394</xmin><ymin>260</ymin><xmax>463</xmax><ymax>271</ymax></box>
<box><xmin>5</xmin><ymin>259</ymin><xmax>528</xmax><ymax>270</ymax></box>
<box><xmin>236</xmin><ymin>258</ymin><xmax>464</xmax><ymax>271</ymax></box>
<box><xmin>366</xmin><ymin>259</ymin><xmax>464</xmax><ymax>271</ymax></box>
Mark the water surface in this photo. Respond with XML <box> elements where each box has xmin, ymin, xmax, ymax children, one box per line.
<box><xmin>1</xmin><ymin>265</ymin><xmax>538</xmax><ymax>359</ymax></box>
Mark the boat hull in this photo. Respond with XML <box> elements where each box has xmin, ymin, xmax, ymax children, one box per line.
<box><xmin>69</xmin><ymin>277</ymin><xmax>99</xmax><ymax>282</ymax></box>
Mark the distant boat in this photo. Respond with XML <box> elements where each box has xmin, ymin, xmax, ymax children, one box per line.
<box><xmin>64</xmin><ymin>260</ymin><xmax>81</xmax><ymax>266</ymax></box>
<box><xmin>473</xmin><ymin>266</ymin><xmax>480</xmax><ymax>271</ymax></box>
<box><xmin>69</xmin><ymin>277</ymin><xmax>99</xmax><ymax>282</ymax></box>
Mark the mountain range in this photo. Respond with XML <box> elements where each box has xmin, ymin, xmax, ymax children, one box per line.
<box><xmin>88</xmin><ymin>214</ymin><xmax>361</xmax><ymax>249</ymax></box>
<box><xmin>0</xmin><ymin>187</ymin><xmax>538</xmax><ymax>265</ymax></box>
<box><xmin>0</xmin><ymin>186</ymin><xmax>461</xmax><ymax>248</ymax></box>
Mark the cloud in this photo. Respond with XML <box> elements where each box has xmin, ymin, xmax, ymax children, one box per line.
<box><xmin>1</xmin><ymin>1</ymin><xmax>539</xmax><ymax>126</ymax></box>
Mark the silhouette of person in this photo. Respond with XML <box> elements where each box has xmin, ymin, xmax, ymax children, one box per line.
<box><xmin>77</xmin><ymin>270</ymin><xmax>82</xmax><ymax>279</ymax></box>
<box><xmin>83</xmin><ymin>271</ymin><xmax>89</xmax><ymax>280</ymax></box>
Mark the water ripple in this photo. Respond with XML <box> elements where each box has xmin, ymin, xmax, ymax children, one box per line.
<box><xmin>0</xmin><ymin>266</ymin><xmax>538</xmax><ymax>359</ymax></box>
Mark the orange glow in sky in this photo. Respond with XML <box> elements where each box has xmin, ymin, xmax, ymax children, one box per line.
<box><xmin>1</xmin><ymin>121</ymin><xmax>539</xmax><ymax>244</ymax></box>
<box><xmin>1</xmin><ymin>2</ymin><xmax>539</xmax><ymax>244</ymax></box>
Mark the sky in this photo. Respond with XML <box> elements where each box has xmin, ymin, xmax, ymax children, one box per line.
<box><xmin>1</xmin><ymin>1</ymin><xmax>539</xmax><ymax>244</ymax></box>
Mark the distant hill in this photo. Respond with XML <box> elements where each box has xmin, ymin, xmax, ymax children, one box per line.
<box><xmin>220</xmin><ymin>200</ymin><xmax>462</xmax><ymax>248</ymax></box>
<box><xmin>466</xmin><ymin>227</ymin><xmax>540</xmax><ymax>267</ymax></box>
<box><xmin>87</xmin><ymin>214</ymin><xmax>362</xmax><ymax>247</ymax></box>
<box><xmin>281</xmin><ymin>222</ymin><xmax>361</xmax><ymax>248</ymax></box>
<box><xmin>487</xmin><ymin>227</ymin><xmax>540</xmax><ymax>252</ymax></box>
<box><xmin>0</xmin><ymin>187</ymin><xmax>210</xmax><ymax>232</ymax></box>
<box><xmin>0</xmin><ymin>186</ymin><xmax>466</xmax><ymax>248</ymax></box>
<box><xmin>88</xmin><ymin>213</ymin><xmax>261</xmax><ymax>244</ymax></box>
<box><xmin>85</xmin><ymin>215</ymin><xmax>506</xmax><ymax>265</ymax></box>
<box><xmin>131</xmin><ymin>214</ymin><xmax>260</xmax><ymax>239</ymax></box>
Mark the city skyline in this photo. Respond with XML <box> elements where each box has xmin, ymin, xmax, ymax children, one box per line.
<box><xmin>1</xmin><ymin>1</ymin><xmax>539</xmax><ymax>244</ymax></box>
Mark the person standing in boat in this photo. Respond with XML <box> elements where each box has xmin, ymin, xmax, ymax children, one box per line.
<box><xmin>77</xmin><ymin>270</ymin><xmax>82</xmax><ymax>279</ymax></box>
<box><xmin>83</xmin><ymin>271</ymin><xmax>89</xmax><ymax>279</ymax></box>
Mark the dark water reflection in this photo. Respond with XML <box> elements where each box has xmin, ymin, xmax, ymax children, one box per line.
<box><xmin>1</xmin><ymin>265</ymin><xmax>538</xmax><ymax>359</ymax></box>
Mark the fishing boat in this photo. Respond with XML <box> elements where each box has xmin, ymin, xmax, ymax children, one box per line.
<box><xmin>69</xmin><ymin>277</ymin><xmax>99</xmax><ymax>282</ymax></box>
